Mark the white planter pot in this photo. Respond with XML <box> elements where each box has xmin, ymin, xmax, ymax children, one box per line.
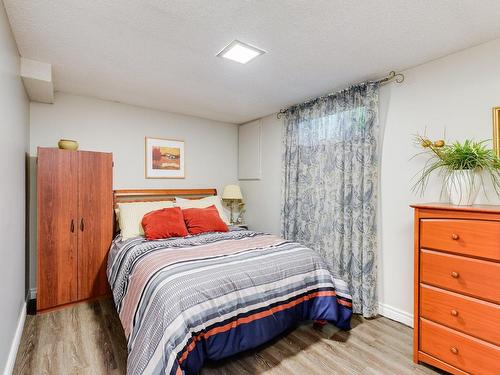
<box><xmin>447</xmin><ymin>169</ymin><xmax>481</xmax><ymax>206</ymax></box>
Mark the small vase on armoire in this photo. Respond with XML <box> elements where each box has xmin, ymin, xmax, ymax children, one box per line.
<box><xmin>37</xmin><ymin>147</ymin><xmax>113</xmax><ymax>312</ymax></box>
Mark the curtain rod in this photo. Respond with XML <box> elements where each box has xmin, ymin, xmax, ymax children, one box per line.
<box><xmin>277</xmin><ymin>71</ymin><xmax>405</xmax><ymax>119</ymax></box>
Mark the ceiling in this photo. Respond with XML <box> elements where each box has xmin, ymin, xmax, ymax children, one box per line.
<box><xmin>4</xmin><ymin>1</ymin><xmax>500</xmax><ymax>124</ymax></box>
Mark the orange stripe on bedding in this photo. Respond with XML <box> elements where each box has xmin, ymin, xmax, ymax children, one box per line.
<box><xmin>338</xmin><ymin>299</ymin><xmax>352</xmax><ymax>308</ymax></box>
<box><xmin>120</xmin><ymin>235</ymin><xmax>285</xmax><ymax>335</ymax></box>
<box><xmin>178</xmin><ymin>290</ymin><xmax>337</xmax><ymax>364</ymax></box>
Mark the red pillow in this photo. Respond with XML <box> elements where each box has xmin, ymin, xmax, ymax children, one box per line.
<box><xmin>141</xmin><ymin>207</ymin><xmax>189</xmax><ymax>240</ymax></box>
<box><xmin>182</xmin><ymin>205</ymin><xmax>229</xmax><ymax>235</ymax></box>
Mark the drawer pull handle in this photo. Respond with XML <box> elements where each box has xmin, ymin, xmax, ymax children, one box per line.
<box><xmin>450</xmin><ymin>347</ymin><xmax>459</xmax><ymax>355</ymax></box>
<box><xmin>450</xmin><ymin>309</ymin><xmax>459</xmax><ymax>317</ymax></box>
<box><xmin>451</xmin><ymin>233</ymin><xmax>459</xmax><ymax>240</ymax></box>
<box><xmin>451</xmin><ymin>271</ymin><xmax>459</xmax><ymax>278</ymax></box>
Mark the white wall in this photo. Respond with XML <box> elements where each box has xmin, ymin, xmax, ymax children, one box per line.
<box><xmin>0</xmin><ymin>1</ymin><xmax>29</xmax><ymax>373</ymax></box>
<box><xmin>30</xmin><ymin>92</ymin><xmax>238</xmax><ymax>189</ymax></box>
<box><xmin>240</xmin><ymin>37</ymin><xmax>500</xmax><ymax>324</ymax></box>
<box><xmin>378</xmin><ymin>37</ymin><xmax>500</xmax><ymax>323</ymax></box>
<box><xmin>239</xmin><ymin>114</ymin><xmax>282</xmax><ymax>235</ymax></box>
<box><xmin>28</xmin><ymin>92</ymin><xmax>238</xmax><ymax>289</ymax></box>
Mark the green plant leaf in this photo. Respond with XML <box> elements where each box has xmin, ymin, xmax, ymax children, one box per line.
<box><xmin>412</xmin><ymin>135</ymin><xmax>500</xmax><ymax>198</ymax></box>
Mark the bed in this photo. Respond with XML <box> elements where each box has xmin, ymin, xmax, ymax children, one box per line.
<box><xmin>108</xmin><ymin>189</ymin><xmax>353</xmax><ymax>375</ymax></box>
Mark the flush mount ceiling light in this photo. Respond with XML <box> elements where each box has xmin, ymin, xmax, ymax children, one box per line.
<box><xmin>217</xmin><ymin>40</ymin><xmax>266</xmax><ymax>64</ymax></box>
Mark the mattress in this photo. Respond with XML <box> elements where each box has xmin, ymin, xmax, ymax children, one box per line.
<box><xmin>107</xmin><ymin>228</ymin><xmax>352</xmax><ymax>375</ymax></box>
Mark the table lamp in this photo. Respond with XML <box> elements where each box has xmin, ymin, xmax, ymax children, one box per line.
<box><xmin>222</xmin><ymin>185</ymin><xmax>243</xmax><ymax>224</ymax></box>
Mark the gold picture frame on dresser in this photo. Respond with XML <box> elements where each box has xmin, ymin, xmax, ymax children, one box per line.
<box><xmin>411</xmin><ymin>203</ymin><xmax>500</xmax><ymax>375</ymax></box>
<box><xmin>494</xmin><ymin>106</ymin><xmax>500</xmax><ymax>157</ymax></box>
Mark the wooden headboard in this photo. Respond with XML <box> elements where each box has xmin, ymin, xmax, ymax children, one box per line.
<box><xmin>113</xmin><ymin>188</ymin><xmax>217</xmax><ymax>207</ymax></box>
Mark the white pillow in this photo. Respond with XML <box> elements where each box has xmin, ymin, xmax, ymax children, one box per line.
<box><xmin>175</xmin><ymin>196</ymin><xmax>230</xmax><ymax>224</ymax></box>
<box><xmin>117</xmin><ymin>200</ymin><xmax>175</xmax><ymax>239</ymax></box>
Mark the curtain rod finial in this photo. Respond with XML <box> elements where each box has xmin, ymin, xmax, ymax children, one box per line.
<box><xmin>277</xmin><ymin>109</ymin><xmax>287</xmax><ymax>119</ymax></box>
<box><xmin>377</xmin><ymin>71</ymin><xmax>404</xmax><ymax>85</ymax></box>
<box><xmin>394</xmin><ymin>72</ymin><xmax>405</xmax><ymax>83</ymax></box>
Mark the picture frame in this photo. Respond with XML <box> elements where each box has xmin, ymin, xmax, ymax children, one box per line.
<box><xmin>145</xmin><ymin>137</ymin><xmax>185</xmax><ymax>179</ymax></box>
<box><xmin>494</xmin><ymin>107</ymin><xmax>500</xmax><ymax>157</ymax></box>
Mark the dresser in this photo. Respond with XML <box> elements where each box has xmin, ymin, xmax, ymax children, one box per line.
<box><xmin>411</xmin><ymin>204</ymin><xmax>500</xmax><ymax>375</ymax></box>
<box><xmin>37</xmin><ymin>147</ymin><xmax>113</xmax><ymax>312</ymax></box>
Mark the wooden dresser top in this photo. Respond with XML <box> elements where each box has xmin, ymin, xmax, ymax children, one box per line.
<box><xmin>411</xmin><ymin>202</ymin><xmax>500</xmax><ymax>214</ymax></box>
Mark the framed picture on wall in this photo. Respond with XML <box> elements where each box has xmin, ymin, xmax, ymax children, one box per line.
<box><xmin>145</xmin><ymin>137</ymin><xmax>185</xmax><ymax>178</ymax></box>
<box><xmin>494</xmin><ymin>106</ymin><xmax>500</xmax><ymax>157</ymax></box>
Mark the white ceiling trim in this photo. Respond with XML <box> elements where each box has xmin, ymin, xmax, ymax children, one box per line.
<box><xmin>20</xmin><ymin>58</ymin><xmax>54</xmax><ymax>104</ymax></box>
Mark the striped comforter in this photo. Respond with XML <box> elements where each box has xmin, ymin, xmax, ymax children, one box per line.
<box><xmin>107</xmin><ymin>229</ymin><xmax>352</xmax><ymax>375</ymax></box>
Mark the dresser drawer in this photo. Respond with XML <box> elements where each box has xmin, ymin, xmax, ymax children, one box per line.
<box><xmin>420</xmin><ymin>250</ymin><xmax>500</xmax><ymax>303</ymax></box>
<box><xmin>420</xmin><ymin>318</ymin><xmax>500</xmax><ymax>375</ymax></box>
<box><xmin>420</xmin><ymin>284</ymin><xmax>500</xmax><ymax>345</ymax></box>
<box><xmin>420</xmin><ymin>219</ymin><xmax>500</xmax><ymax>260</ymax></box>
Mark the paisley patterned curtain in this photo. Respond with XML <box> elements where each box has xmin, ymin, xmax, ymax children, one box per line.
<box><xmin>281</xmin><ymin>82</ymin><xmax>379</xmax><ymax>317</ymax></box>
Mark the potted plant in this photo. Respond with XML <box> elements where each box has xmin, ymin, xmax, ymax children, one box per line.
<box><xmin>412</xmin><ymin>136</ymin><xmax>500</xmax><ymax>205</ymax></box>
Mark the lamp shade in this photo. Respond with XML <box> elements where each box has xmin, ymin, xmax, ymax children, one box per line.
<box><xmin>222</xmin><ymin>185</ymin><xmax>243</xmax><ymax>200</ymax></box>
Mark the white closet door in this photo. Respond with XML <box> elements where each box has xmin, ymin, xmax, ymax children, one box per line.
<box><xmin>238</xmin><ymin>120</ymin><xmax>262</xmax><ymax>180</ymax></box>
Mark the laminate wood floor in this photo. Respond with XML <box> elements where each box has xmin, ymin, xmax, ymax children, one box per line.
<box><xmin>13</xmin><ymin>298</ymin><xmax>441</xmax><ymax>375</ymax></box>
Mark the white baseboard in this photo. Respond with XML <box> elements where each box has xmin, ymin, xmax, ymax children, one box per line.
<box><xmin>3</xmin><ymin>301</ymin><xmax>26</xmax><ymax>375</ymax></box>
<box><xmin>378</xmin><ymin>302</ymin><xmax>413</xmax><ymax>327</ymax></box>
<box><xmin>28</xmin><ymin>288</ymin><xmax>36</xmax><ymax>300</ymax></box>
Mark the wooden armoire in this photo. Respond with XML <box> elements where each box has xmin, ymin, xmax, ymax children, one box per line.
<box><xmin>37</xmin><ymin>147</ymin><xmax>113</xmax><ymax>312</ymax></box>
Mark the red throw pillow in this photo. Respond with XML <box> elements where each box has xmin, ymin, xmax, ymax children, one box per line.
<box><xmin>182</xmin><ymin>205</ymin><xmax>229</xmax><ymax>235</ymax></box>
<box><xmin>141</xmin><ymin>207</ymin><xmax>189</xmax><ymax>240</ymax></box>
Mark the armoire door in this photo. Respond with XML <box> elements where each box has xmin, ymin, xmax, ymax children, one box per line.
<box><xmin>37</xmin><ymin>148</ymin><xmax>79</xmax><ymax>311</ymax></box>
<box><xmin>77</xmin><ymin>151</ymin><xmax>113</xmax><ymax>300</ymax></box>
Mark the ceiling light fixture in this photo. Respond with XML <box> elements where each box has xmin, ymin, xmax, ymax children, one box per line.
<box><xmin>217</xmin><ymin>40</ymin><xmax>266</xmax><ymax>64</ymax></box>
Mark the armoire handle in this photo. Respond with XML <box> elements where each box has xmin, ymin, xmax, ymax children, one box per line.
<box><xmin>80</xmin><ymin>218</ymin><xmax>84</xmax><ymax>231</ymax></box>
<box><xmin>70</xmin><ymin>219</ymin><xmax>75</xmax><ymax>233</ymax></box>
